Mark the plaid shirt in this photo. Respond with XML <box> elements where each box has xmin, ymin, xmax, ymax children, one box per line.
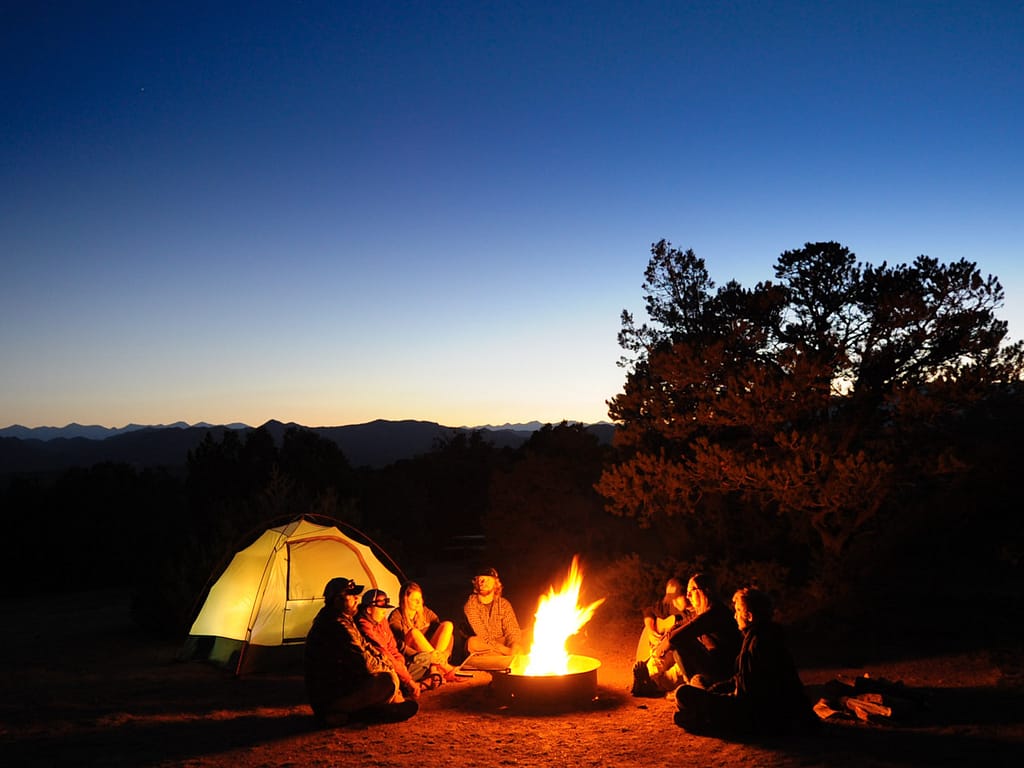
<box><xmin>463</xmin><ymin>594</ymin><xmax>521</xmax><ymax>651</ymax></box>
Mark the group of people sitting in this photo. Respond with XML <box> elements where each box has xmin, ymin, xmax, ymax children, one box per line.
<box><xmin>633</xmin><ymin>573</ymin><xmax>817</xmax><ymax>737</ymax></box>
<box><xmin>305</xmin><ymin>563</ymin><xmax>815</xmax><ymax>737</ymax></box>
<box><xmin>304</xmin><ymin>565</ymin><xmax>525</xmax><ymax>726</ymax></box>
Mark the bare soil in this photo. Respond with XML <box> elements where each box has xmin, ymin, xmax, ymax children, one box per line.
<box><xmin>2</xmin><ymin>589</ymin><xmax>1022</xmax><ymax>767</ymax></box>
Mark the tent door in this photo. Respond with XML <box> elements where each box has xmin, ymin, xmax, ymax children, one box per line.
<box><xmin>281</xmin><ymin>538</ymin><xmax>343</xmax><ymax>642</ymax></box>
<box><xmin>282</xmin><ymin>602</ymin><xmax>319</xmax><ymax>643</ymax></box>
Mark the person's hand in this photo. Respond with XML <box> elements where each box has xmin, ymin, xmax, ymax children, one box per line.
<box><xmin>409</xmin><ymin>681</ymin><xmax>421</xmax><ymax>699</ymax></box>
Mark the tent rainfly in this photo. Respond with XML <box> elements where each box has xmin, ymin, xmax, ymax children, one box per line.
<box><xmin>182</xmin><ymin>516</ymin><xmax>402</xmax><ymax>675</ymax></box>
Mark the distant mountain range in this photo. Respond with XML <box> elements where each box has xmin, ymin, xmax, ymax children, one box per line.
<box><xmin>0</xmin><ymin>420</ymin><xmax>559</xmax><ymax>442</ymax></box>
<box><xmin>0</xmin><ymin>419</ymin><xmax>615</xmax><ymax>475</ymax></box>
<box><xmin>0</xmin><ymin>421</ymin><xmax>250</xmax><ymax>441</ymax></box>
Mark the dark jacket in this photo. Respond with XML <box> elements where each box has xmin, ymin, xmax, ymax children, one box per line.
<box><xmin>667</xmin><ymin>601</ymin><xmax>743</xmax><ymax>682</ymax></box>
<box><xmin>304</xmin><ymin>605</ymin><xmax>393</xmax><ymax>712</ymax></box>
<box><xmin>732</xmin><ymin>620</ymin><xmax>815</xmax><ymax>732</ymax></box>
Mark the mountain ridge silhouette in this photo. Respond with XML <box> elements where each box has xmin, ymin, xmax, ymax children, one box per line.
<box><xmin>0</xmin><ymin>418</ymin><xmax>615</xmax><ymax>474</ymax></box>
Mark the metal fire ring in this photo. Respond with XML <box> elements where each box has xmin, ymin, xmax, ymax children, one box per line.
<box><xmin>489</xmin><ymin>654</ymin><xmax>601</xmax><ymax>710</ymax></box>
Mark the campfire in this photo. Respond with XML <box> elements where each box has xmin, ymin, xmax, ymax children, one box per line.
<box><xmin>493</xmin><ymin>555</ymin><xmax>605</xmax><ymax>707</ymax></box>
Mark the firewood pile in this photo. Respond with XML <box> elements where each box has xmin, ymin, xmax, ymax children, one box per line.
<box><xmin>813</xmin><ymin>674</ymin><xmax>926</xmax><ymax>724</ymax></box>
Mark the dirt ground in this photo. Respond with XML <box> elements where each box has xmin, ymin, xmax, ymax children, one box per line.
<box><xmin>2</xmin><ymin>589</ymin><xmax>1022</xmax><ymax>768</ymax></box>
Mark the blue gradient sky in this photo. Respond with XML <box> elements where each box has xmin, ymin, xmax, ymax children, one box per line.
<box><xmin>3</xmin><ymin>1</ymin><xmax>1022</xmax><ymax>429</ymax></box>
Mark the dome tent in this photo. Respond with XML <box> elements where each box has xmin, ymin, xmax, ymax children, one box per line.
<box><xmin>181</xmin><ymin>515</ymin><xmax>403</xmax><ymax>675</ymax></box>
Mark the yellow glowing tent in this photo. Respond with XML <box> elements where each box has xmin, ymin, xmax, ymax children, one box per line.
<box><xmin>182</xmin><ymin>516</ymin><xmax>403</xmax><ymax>674</ymax></box>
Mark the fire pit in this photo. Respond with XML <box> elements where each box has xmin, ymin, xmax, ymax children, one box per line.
<box><xmin>489</xmin><ymin>555</ymin><xmax>604</xmax><ymax>710</ymax></box>
<box><xmin>490</xmin><ymin>653</ymin><xmax>601</xmax><ymax>708</ymax></box>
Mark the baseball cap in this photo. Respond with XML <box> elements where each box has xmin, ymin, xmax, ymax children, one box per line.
<box><xmin>324</xmin><ymin>577</ymin><xmax>364</xmax><ymax>601</ymax></box>
<box><xmin>360</xmin><ymin>589</ymin><xmax>395</xmax><ymax>609</ymax></box>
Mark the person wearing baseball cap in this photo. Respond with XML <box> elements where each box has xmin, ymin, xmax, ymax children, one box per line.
<box><xmin>460</xmin><ymin>565</ymin><xmax>525</xmax><ymax>671</ymax></box>
<box><xmin>357</xmin><ymin>590</ymin><xmax>420</xmax><ymax>699</ymax></box>
<box><xmin>323</xmin><ymin>577</ymin><xmax>364</xmax><ymax>601</ymax></box>
<box><xmin>304</xmin><ymin>577</ymin><xmax>418</xmax><ymax>726</ymax></box>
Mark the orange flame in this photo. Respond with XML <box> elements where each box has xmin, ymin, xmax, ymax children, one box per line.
<box><xmin>523</xmin><ymin>555</ymin><xmax>605</xmax><ymax>676</ymax></box>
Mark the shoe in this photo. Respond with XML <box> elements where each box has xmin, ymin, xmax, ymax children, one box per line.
<box><xmin>358</xmin><ymin>699</ymin><xmax>419</xmax><ymax>723</ymax></box>
<box><xmin>379</xmin><ymin>700</ymin><xmax>420</xmax><ymax>722</ymax></box>
<box><xmin>395</xmin><ymin>704</ymin><xmax>419</xmax><ymax>720</ymax></box>
<box><xmin>673</xmin><ymin>710</ymin><xmax>708</xmax><ymax>734</ymax></box>
<box><xmin>632</xmin><ymin>661</ymin><xmax>657</xmax><ymax>697</ymax></box>
<box><xmin>389</xmin><ymin>700</ymin><xmax>419</xmax><ymax>721</ymax></box>
<box><xmin>319</xmin><ymin>711</ymin><xmax>349</xmax><ymax>728</ymax></box>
